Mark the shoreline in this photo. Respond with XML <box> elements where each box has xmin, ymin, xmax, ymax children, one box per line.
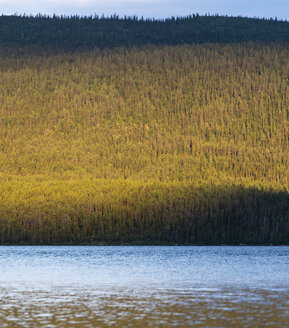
<box><xmin>1</xmin><ymin>243</ymin><xmax>288</xmax><ymax>247</ymax></box>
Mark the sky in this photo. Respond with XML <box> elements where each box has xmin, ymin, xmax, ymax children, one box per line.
<box><xmin>0</xmin><ymin>0</ymin><xmax>288</xmax><ymax>21</ymax></box>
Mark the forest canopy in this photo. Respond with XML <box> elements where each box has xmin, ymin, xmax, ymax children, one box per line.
<box><xmin>0</xmin><ymin>16</ymin><xmax>288</xmax><ymax>245</ymax></box>
<box><xmin>0</xmin><ymin>14</ymin><xmax>289</xmax><ymax>52</ymax></box>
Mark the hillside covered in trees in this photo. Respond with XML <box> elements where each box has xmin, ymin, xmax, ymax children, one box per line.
<box><xmin>0</xmin><ymin>15</ymin><xmax>288</xmax><ymax>245</ymax></box>
<box><xmin>1</xmin><ymin>14</ymin><xmax>289</xmax><ymax>51</ymax></box>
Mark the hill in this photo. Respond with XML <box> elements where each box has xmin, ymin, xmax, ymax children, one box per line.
<box><xmin>0</xmin><ymin>14</ymin><xmax>289</xmax><ymax>52</ymax></box>
<box><xmin>0</xmin><ymin>15</ymin><xmax>288</xmax><ymax>244</ymax></box>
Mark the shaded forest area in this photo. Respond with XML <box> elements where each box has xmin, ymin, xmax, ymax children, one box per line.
<box><xmin>0</xmin><ymin>16</ymin><xmax>288</xmax><ymax>244</ymax></box>
<box><xmin>0</xmin><ymin>14</ymin><xmax>289</xmax><ymax>52</ymax></box>
<box><xmin>0</xmin><ymin>181</ymin><xmax>288</xmax><ymax>245</ymax></box>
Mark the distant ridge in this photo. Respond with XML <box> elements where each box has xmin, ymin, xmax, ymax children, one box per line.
<box><xmin>0</xmin><ymin>14</ymin><xmax>289</xmax><ymax>51</ymax></box>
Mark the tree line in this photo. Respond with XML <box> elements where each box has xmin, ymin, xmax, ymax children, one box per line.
<box><xmin>0</xmin><ymin>14</ymin><xmax>288</xmax><ymax>52</ymax></box>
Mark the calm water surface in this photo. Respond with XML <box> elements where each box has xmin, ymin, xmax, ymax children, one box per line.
<box><xmin>0</xmin><ymin>246</ymin><xmax>288</xmax><ymax>327</ymax></box>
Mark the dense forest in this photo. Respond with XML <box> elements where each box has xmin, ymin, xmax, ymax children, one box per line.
<box><xmin>1</xmin><ymin>14</ymin><xmax>289</xmax><ymax>51</ymax></box>
<box><xmin>0</xmin><ymin>15</ymin><xmax>288</xmax><ymax>244</ymax></box>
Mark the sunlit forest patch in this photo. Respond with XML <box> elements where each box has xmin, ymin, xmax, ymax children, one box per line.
<box><xmin>0</xmin><ymin>15</ymin><xmax>288</xmax><ymax>244</ymax></box>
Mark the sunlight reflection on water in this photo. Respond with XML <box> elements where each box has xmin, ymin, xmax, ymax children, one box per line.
<box><xmin>0</xmin><ymin>246</ymin><xmax>288</xmax><ymax>327</ymax></box>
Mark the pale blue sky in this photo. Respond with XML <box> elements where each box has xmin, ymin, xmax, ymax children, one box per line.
<box><xmin>0</xmin><ymin>0</ymin><xmax>288</xmax><ymax>20</ymax></box>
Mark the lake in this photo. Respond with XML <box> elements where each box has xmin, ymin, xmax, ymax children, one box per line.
<box><xmin>0</xmin><ymin>246</ymin><xmax>288</xmax><ymax>327</ymax></box>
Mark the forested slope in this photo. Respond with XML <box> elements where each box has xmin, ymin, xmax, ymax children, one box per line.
<box><xmin>0</xmin><ymin>14</ymin><xmax>289</xmax><ymax>51</ymax></box>
<box><xmin>0</xmin><ymin>16</ymin><xmax>288</xmax><ymax>244</ymax></box>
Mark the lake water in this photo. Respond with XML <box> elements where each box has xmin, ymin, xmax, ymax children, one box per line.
<box><xmin>0</xmin><ymin>246</ymin><xmax>288</xmax><ymax>327</ymax></box>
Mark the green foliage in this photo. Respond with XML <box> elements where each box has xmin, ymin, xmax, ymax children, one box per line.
<box><xmin>0</xmin><ymin>179</ymin><xmax>288</xmax><ymax>245</ymax></box>
<box><xmin>0</xmin><ymin>17</ymin><xmax>288</xmax><ymax>244</ymax></box>
<box><xmin>0</xmin><ymin>14</ymin><xmax>288</xmax><ymax>52</ymax></box>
